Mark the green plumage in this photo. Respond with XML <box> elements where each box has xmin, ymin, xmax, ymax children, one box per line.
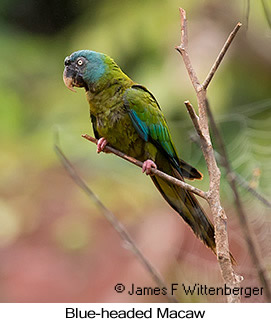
<box><xmin>123</xmin><ymin>85</ymin><xmax>216</xmax><ymax>253</ymax></box>
<box><xmin>63</xmin><ymin>50</ymin><xmax>221</xmax><ymax>258</ymax></box>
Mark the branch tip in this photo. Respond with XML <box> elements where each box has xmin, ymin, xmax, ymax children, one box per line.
<box><xmin>202</xmin><ymin>21</ymin><xmax>242</xmax><ymax>90</ymax></box>
<box><xmin>179</xmin><ymin>8</ymin><xmax>186</xmax><ymax>16</ymax></box>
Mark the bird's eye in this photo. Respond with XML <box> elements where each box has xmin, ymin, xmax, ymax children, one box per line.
<box><xmin>77</xmin><ymin>59</ymin><xmax>84</xmax><ymax>66</ymax></box>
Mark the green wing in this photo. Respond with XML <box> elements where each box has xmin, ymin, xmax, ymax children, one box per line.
<box><xmin>123</xmin><ymin>85</ymin><xmax>179</xmax><ymax>165</ymax></box>
<box><xmin>123</xmin><ymin>86</ymin><xmax>221</xmax><ymax>257</ymax></box>
<box><xmin>123</xmin><ymin>85</ymin><xmax>202</xmax><ymax>180</ymax></box>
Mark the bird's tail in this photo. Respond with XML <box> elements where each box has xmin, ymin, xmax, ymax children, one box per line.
<box><xmin>151</xmin><ymin>154</ymin><xmax>235</xmax><ymax>264</ymax></box>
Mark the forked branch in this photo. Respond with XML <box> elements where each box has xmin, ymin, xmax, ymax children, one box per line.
<box><xmin>178</xmin><ymin>8</ymin><xmax>270</xmax><ymax>302</ymax></box>
<box><xmin>176</xmin><ymin>8</ymin><xmax>243</xmax><ymax>303</ymax></box>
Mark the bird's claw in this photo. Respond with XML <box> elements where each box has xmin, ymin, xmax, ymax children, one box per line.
<box><xmin>97</xmin><ymin>137</ymin><xmax>108</xmax><ymax>153</ymax></box>
<box><xmin>142</xmin><ymin>159</ymin><xmax>157</xmax><ymax>175</ymax></box>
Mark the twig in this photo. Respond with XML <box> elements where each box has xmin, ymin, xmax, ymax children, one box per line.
<box><xmin>234</xmin><ymin>173</ymin><xmax>271</xmax><ymax>209</ymax></box>
<box><xmin>206</xmin><ymin>100</ymin><xmax>271</xmax><ymax>301</ymax></box>
<box><xmin>82</xmin><ymin>134</ymin><xmax>207</xmax><ymax>199</ymax></box>
<box><xmin>176</xmin><ymin>8</ymin><xmax>243</xmax><ymax>303</ymax></box>
<box><xmin>175</xmin><ymin>8</ymin><xmax>201</xmax><ymax>92</ymax></box>
<box><xmin>54</xmin><ymin>142</ymin><xmax>178</xmax><ymax>303</ymax></box>
<box><xmin>185</xmin><ymin>101</ymin><xmax>204</xmax><ymax>141</ymax></box>
<box><xmin>190</xmin><ymin>133</ymin><xmax>271</xmax><ymax>209</ymax></box>
<box><xmin>202</xmin><ymin>22</ymin><xmax>242</xmax><ymax>91</ymax></box>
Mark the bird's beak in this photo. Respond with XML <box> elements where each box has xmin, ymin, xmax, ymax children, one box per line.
<box><xmin>63</xmin><ymin>68</ymin><xmax>76</xmax><ymax>92</ymax></box>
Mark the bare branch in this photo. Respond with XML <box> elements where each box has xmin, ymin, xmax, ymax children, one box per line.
<box><xmin>184</xmin><ymin>101</ymin><xmax>204</xmax><ymax>140</ymax></box>
<box><xmin>178</xmin><ymin>6</ymin><xmax>271</xmax><ymax>303</ymax></box>
<box><xmin>180</xmin><ymin>7</ymin><xmax>188</xmax><ymax>49</ymax></box>
<box><xmin>202</xmin><ymin>22</ymin><xmax>242</xmax><ymax>90</ymax></box>
<box><xmin>190</xmin><ymin>132</ymin><xmax>271</xmax><ymax>209</ymax></box>
<box><xmin>177</xmin><ymin>8</ymin><xmax>243</xmax><ymax>303</ymax></box>
<box><xmin>234</xmin><ymin>173</ymin><xmax>271</xmax><ymax>209</ymax></box>
<box><xmin>82</xmin><ymin>134</ymin><xmax>207</xmax><ymax>200</ymax></box>
<box><xmin>175</xmin><ymin>8</ymin><xmax>201</xmax><ymax>92</ymax></box>
<box><xmin>205</xmin><ymin>100</ymin><xmax>271</xmax><ymax>301</ymax></box>
<box><xmin>54</xmin><ymin>142</ymin><xmax>178</xmax><ymax>303</ymax></box>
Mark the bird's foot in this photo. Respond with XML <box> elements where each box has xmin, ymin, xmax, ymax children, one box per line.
<box><xmin>97</xmin><ymin>137</ymin><xmax>108</xmax><ymax>153</ymax></box>
<box><xmin>142</xmin><ymin>159</ymin><xmax>157</xmax><ymax>175</ymax></box>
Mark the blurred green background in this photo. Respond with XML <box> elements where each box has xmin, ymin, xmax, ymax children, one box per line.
<box><xmin>0</xmin><ymin>0</ymin><xmax>270</xmax><ymax>302</ymax></box>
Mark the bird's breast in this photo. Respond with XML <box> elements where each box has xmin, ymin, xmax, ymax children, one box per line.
<box><xmin>96</xmin><ymin>109</ymin><xmax>146</xmax><ymax>160</ymax></box>
<box><xmin>86</xmin><ymin>84</ymin><xmax>148</xmax><ymax>160</ymax></box>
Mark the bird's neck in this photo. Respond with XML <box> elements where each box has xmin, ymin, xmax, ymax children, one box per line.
<box><xmin>85</xmin><ymin>74</ymin><xmax>134</xmax><ymax>116</ymax></box>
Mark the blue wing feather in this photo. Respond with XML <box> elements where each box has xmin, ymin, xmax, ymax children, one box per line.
<box><xmin>124</xmin><ymin>86</ymin><xmax>179</xmax><ymax>162</ymax></box>
<box><xmin>123</xmin><ymin>86</ymin><xmax>203</xmax><ymax>180</ymax></box>
<box><xmin>129</xmin><ymin>110</ymin><xmax>149</xmax><ymax>141</ymax></box>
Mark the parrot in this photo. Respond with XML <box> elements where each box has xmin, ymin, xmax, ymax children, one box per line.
<box><xmin>63</xmin><ymin>49</ymin><xmax>233</xmax><ymax>261</ymax></box>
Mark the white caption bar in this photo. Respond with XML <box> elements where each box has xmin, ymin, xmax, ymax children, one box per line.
<box><xmin>0</xmin><ymin>303</ymin><xmax>269</xmax><ymax>322</ymax></box>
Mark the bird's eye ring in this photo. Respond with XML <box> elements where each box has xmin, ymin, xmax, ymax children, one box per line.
<box><xmin>77</xmin><ymin>59</ymin><xmax>84</xmax><ymax>66</ymax></box>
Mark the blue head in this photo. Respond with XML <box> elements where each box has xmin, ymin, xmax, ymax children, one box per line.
<box><xmin>63</xmin><ymin>50</ymin><xmax>108</xmax><ymax>91</ymax></box>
